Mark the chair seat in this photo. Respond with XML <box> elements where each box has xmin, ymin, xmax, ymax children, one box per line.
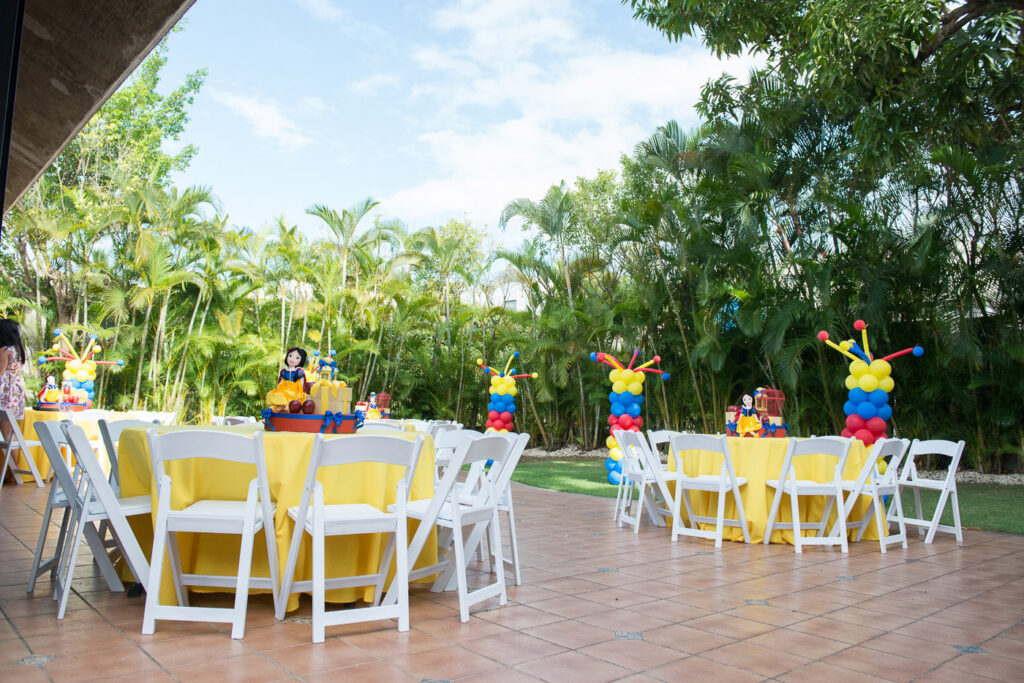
<box><xmin>179</xmin><ymin>499</ymin><xmax>267</xmax><ymax>521</ymax></box>
<box><xmin>766</xmin><ymin>479</ymin><xmax>837</xmax><ymax>495</ymax></box>
<box><xmin>288</xmin><ymin>503</ymin><xmax>397</xmax><ymax>533</ymax></box>
<box><xmin>403</xmin><ymin>498</ymin><xmax>455</xmax><ymax>523</ymax></box>
<box><xmin>900</xmin><ymin>478</ymin><xmax>947</xmax><ymax>491</ymax></box>
<box><xmin>678</xmin><ymin>473</ymin><xmax>748</xmax><ymax>488</ymax></box>
<box><xmin>3</xmin><ymin>439</ymin><xmax>41</xmax><ymax>450</ymax></box>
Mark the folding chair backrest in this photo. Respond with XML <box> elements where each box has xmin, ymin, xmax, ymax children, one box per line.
<box><xmin>902</xmin><ymin>439</ymin><xmax>965</xmax><ymax>484</ymax></box>
<box><xmin>782</xmin><ymin>436</ymin><xmax>852</xmax><ymax>482</ymax></box>
<box><xmin>99</xmin><ymin>419</ymin><xmax>159</xmax><ymax>487</ymax></box>
<box><xmin>363</xmin><ymin>422</ymin><xmax>406</xmax><ymax>432</ymax></box>
<box><xmin>614</xmin><ymin>429</ymin><xmax>648</xmax><ymax>476</ymax></box>
<box><xmin>33</xmin><ymin>421</ymin><xmax>82</xmax><ymax>500</ymax></box>
<box><xmin>0</xmin><ymin>408</ymin><xmax>31</xmax><ymax>446</ymax></box>
<box><xmin>430</xmin><ymin>423</ymin><xmax>460</xmax><ymax>440</ymax></box>
<box><xmin>669</xmin><ymin>433</ymin><xmax>738</xmax><ymax>480</ymax></box>
<box><xmin>146</xmin><ymin>428</ymin><xmax>267</xmax><ymax>483</ymax></box>
<box><xmin>454</xmin><ymin>433</ymin><xmax>529</xmax><ymax>508</ymax></box>
<box><xmin>616</xmin><ymin>429</ymin><xmax>675</xmax><ymax>505</ymax></box>
<box><xmin>435</xmin><ymin>429</ymin><xmax>481</xmax><ymax>452</ymax></box>
<box><xmin>483</xmin><ymin>432</ymin><xmax>530</xmax><ymax>503</ymax></box>
<box><xmin>873</xmin><ymin>438</ymin><xmax>910</xmax><ymax>486</ymax></box>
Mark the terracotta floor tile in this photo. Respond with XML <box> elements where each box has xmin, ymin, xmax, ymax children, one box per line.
<box><xmin>642</xmin><ymin>623</ymin><xmax>735</xmax><ymax>654</ymax></box>
<box><xmin>0</xmin><ymin>663</ymin><xmax>51</xmax><ymax>682</ymax></box>
<box><xmin>140</xmin><ymin>632</ymin><xmax>250</xmax><ymax>668</ymax></box>
<box><xmin>826</xmin><ymin>605</ymin><xmax>915</xmax><ymax>631</ymax></box>
<box><xmin>531</xmin><ymin>595</ymin><xmax>608</xmax><ymax>619</ymax></box>
<box><xmin>388</xmin><ymin>644</ymin><xmax>502</xmax><ymax>680</ymax></box>
<box><xmin>515</xmin><ymin>650</ymin><xmax>633</xmax><ymax>683</ymax></box>
<box><xmin>44</xmin><ymin>645</ymin><xmax>166</xmax><ymax>681</ymax></box>
<box><xmin>748</xmin><ymin>627</ymin><xmax>850</xmax><ymax>659</ymax></box>
<box><xmin>412</xmin><ymin>615</ymin><xmax>510</xmax><ymax>642</ymax></box>
<box><xmin>919</xmin><ymin>664</ymin><xmax>1008</xmax><ymax>683</ymax></box>
<box><xmin>861</xmin><ymin>631</ymin><xmax>961</xmax><ymax>666</ymax></box>
<box><xmin>342</xmin><ymin>626</ymin><xmax>447</xmax><ymax>657</ymax></box>
<box><xmin>0</xmin><ymin>636</ymin><xmax>31</xmax><ymax>665</ymax></box>
<box><xmin>461</xmin><ymin>631</ymin><xmax>566</xmax><ymax>665</ymax></box>
<box><xmin>824</xmin><ymin>645</ymin><xmax>937</xmax><ymax>681</ymax></box>
<box><xmin>264</xmin><ymin>638</ymin><xmax>375</xmax><ymax>674</ymax></box>
<box><xmin>171</xmin><ymin>653</ymin><xmax>291</xmax><ymax>682</ymax></box>
<box><xmin>460</xmin><ymin>667</ymin><xmax>546</xmax><ymax>682</ymax></box>
<box><xmin>723</xmin><ymin>603</ymin><xmax>809</xmax><ymax>627</ymax></box>
<box><xmin>476</xmin><ymin>604</ymin><xmax>565</xmax><ymax>630</ymax></box>
<box><xmin>789</xmin><ymin>616</ymin><xmax>886</xmax><ymax>644</ymax></box>
<box><xmin>944</xmin><ymin>651</ymin><xmax>1024</xmax><ymax>680</ymax></box>
<box><xmin>524</xmin><ymin>620</ymin><xmax>614</xmax><ymax>649</ymax></box>
<box><xmin>578</xmin><ymin>637</ymin><xmax>684</xmax><ymax>672</ymax></box>
<box><xmin>576</xmin><ymin>608</ymin><xmax>672</xmax><ymax>633</ymax></box>
<box><xmin>239</xmin><ymin>622</ymin><xmax>313</xmax><ymax>651</ymax></box>
<box><xmin>778</xmin><ymin>661</ymin><xmax>882</xmax><ymax>683</ymax></box>
<box><xmin>646</xmin><ymin>655</ymin><xmax>763</xmax><ymax>682</ymax></box>
<box><xmin>22</xmin><ymin>623</ymin><xmax>135</xmax><ymax>657</ymax></box>
<box><xmin>302</xmin><ymin>659</ymin><xmax>416</xmax><ymax>682</ymax></box>
<box><xmin>705</xmin><ymin>640</ymin><xmax>813</xmax><ymax>677</ymax></box>
<box><xmin>685</xmin><ymin>612</ymin><xmax>775</xmax><ymax>639</ymax></box>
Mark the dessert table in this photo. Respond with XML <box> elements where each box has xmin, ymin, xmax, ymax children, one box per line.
<box><xmin>117</xmin><ymin>424</ymin><xmax>437</xmax><ymax>611</ymax></box>
<box><xmin>667</xmin><ymin>436</ymin><xmax>879</xmax><ymax>544</ymax></box>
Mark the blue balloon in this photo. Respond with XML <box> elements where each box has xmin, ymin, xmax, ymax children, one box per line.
<box><xmin>590</xmin><ymin>352</ymin><xmax>598</xmax><ymax>362</ymax></box>
<box><xmin>662</xmin><ymin>373</ymin><xmax>670</xmax><ymax>381</ymax></box>
<box><xmin>87</xmin><ymin>391</ymin><xmax>95</xmax><ymax>399</ymax></box>
<box><xmin>868</xmin><ymin>389</ymin><xmax>889</xmax><ymax>406</ymax></box>
<box><xmin>857</xmin><ymin>402</ymin><xmax>877</xmax><ymax>419</ymax></box>
<box><xmin>116</xmin><ymin>359</ymin><xmax>124</xmax><ymax>367</ymax></box>
<box><xmin>503</xmin><ymin>393</ymin><xmax>515</xmax><ymax>404</ymax></box>
<box><xmin>627</xmin><ymin>404</ymin><xmax>641</xmax><ymax>417</ymax></box>
<box><xmin>611</xmin><ymin>403</ymin><xmax>625</xmax><ymax>417</ymax></box>
<box><xmin>849</xmin><ymin>388</ymin><xmax>868</xmax><ymax>404</ymax></box>
<box><xmin>608</xmin><ymin>391</ymin><xmax>618</xmax><ymax>403</ymax></box>
<box><xmin>634</xmin><ymin>393</ymin><xmax>644</xmax><ymax>405</ymax></box>
<box><xmin>507</xmin><ymin>404</ymin><xmax>516</xmax><ymax>414</ymax></box>
<box><xmin>913</xmin><ymin>345</ymin><xmax>924</xmax><ymax>357</ymax></box>
<box><xmin>843</xmin><ymin>401</ymin><xmax>857</xmax><ymax>416</ymax></box>
<box><xmin>83</xmin><ymin>380</ymin><xmax>94</xmax><ymax>390</ymax></box>
<box><xmin>37</xmin><ymin>357</ymin><xmax>46</xmax><ymax>365</ymax></box>
<box><xmin>608</xmin><ymin>470</ymin><xmax>623</xmax><ymax>485</ymax></box>
<box><xmin>605</xmin><ymin>457</ymin><xmax>618</xmax><ymax>471</ymax></box>
<box><xmin>876</xmin><ymin>404</ymin><xmax>893</xmax><ymax>421</ymax></box>
<box><xmin>71</xmin><ymin>380</ymin><xmax>81</xmax><ymax>389</ymax></box>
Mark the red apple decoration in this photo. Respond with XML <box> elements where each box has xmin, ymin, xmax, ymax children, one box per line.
<box><xmin>288</xmin><ymin>400</ymin><xmax>302</xmax><ymax>414</ymax></box>
<box><xmin>301</xmin><ymin>399</ymin><xmax>315</xmax><ymax>414</ymax></box>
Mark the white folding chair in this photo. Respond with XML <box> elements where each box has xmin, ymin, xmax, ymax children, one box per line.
<box><xmin>832</xmin><ymin>437</ymin><xmax>910</xmax><ymax>552</ymax></box>
<box><xmin>275</xmin><ymin>433</ymin><xmax>423</xmax><ymax>642</ymax></box>
<box><xmin>433</xmin><ymin>428</ymin><xmax>482</xmax><ymax>484</ymax></box>
<box><xmin>362</xmin><ymin>422</ymin><xmax>406</xmax><ymax>432</ymax></box>
<box><xmin>890</xmin><ymin>439</ymin><xmax>966</xmax><ymax>544</ymax></box>
<box><xmin>647</xmin><ymin>429</ymin><xmax>682</xmax><ymax>457</ymax></box>
<box><xmin>98</xmin><ymin>418</ymin><xmax>160</xmax><ymax>494</ymax></box>
<box><xmin>667</xmin><ymin>433</ymin><xmax>751</xmax><ymax>547</ymax></box>
<box><xmin>27</xmin><ymin>421</ymin><xmax>81</xmax><ymax>596</ymax></box>
<box><xmin>763</xmin><ymin>436</ymin><xmax>852</xmax><ymax>553</ymax></box>
<box><xmin>223</xmin><ymin>416</ymin><xmax>254</xmax><ymax>426</ymax></box>
<box><xmin>476</xmin><ymin>432</ymin><xmax>529</xmax><ymax>587</ymax></box>
<box><xmin>0</xmin><ymin>408</ymin><xmax>45</xmax><ymax>487</ymax></box>
<box><xmin>614</xmin><ymin>430</ymin><xmax>671</xmax><ymax>533</ymax></box>
<box><xmin>429</xmin><ymin>422</ymin><xmax>460</xmax><ymax>440</ymax></box>
<box><xmin>403</xmin><ymin>433</ymin><xmax>528</xmax><ymax>622</ymax></box>
<box><xmin>143</xmin><ymin>429</ymin><xmax>278</xmax><ymax>639</ymax></box>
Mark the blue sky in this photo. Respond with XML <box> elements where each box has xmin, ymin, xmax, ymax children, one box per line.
<box><xmin>161</xmin><ymin>0</ymin><xmax>755</xmax><ymax>248</ymax></box>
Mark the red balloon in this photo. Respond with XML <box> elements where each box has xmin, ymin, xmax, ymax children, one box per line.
<box><xmin>841</xmin><ymin>427</ymin><xmax>854</xmax><ymax>438</ymax></box>
<box><xmin>854</xmin><ymin>428</ymin><xmax>875</xmax><ymax>445</ymax></box>
<box><xmin>607</xmin><ymin>414</ymin><xmax>618</xmax><ymax>426</ymax></box>
<box><xmin>866</xmin><ymin>417</ymin><xmax>887</xmax><ymax>434</ymax></box>
<box><xmin>505</xmin><ymin>421</ymin><xmax>515</xmax><ymax>431</ymax></box>
<box><xmin>488</xmin><ymin>410</ymin><xmax>499</xmax><ymax>420</ymax></box>
<box><xmin>500</xmin><ymin>411</ymin><xmax>512</xmax><ymax>422</ymax></box>
<box><xmin>633</xmin><ymin>416</ymin><xmax>643</xmax><ymax>428</ymax></box>
<box><xmin>618</xmin><ymin>414</ymin><xmax>633</xmax><ymax>428</ymax></box>
<box><xmin>610</xmin><ymin>425</ymin><xmax>622</xmax><ymax>434</ymax></box>
<box><xmin>628</xmin><ymin>426</ymin><xmax>640</xmax><ymax>433</ymax></box>
<box><xmin>485</xmin><ymin>419</ymin><xmax>494</xmax><ymax>429</ymax></box>
<box><xmin>845</xmin><ymin>414</ymin><xmax>865</xmax><ymax>431</ymax></box>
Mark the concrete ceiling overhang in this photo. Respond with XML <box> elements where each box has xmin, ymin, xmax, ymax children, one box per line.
<box><xmin>2</xmin><ymin>0</ymin><xmax>196</xmax><ymax>215</ymax></box>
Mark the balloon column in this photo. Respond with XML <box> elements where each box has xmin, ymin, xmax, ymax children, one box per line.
<box><xmin>590</xmin><ymin>350</ymin><xmax>669</xmax><ymax>485</ymax></box>
<box><xmin>818</xmin><ymin>320</ymin><xmax>923</xmax><ymax>445</ymax></box>
<box><xmin>36</xmin><ymin>328</ymin><xmax>124</xmax><ymax>408</ymax></box>
<box><xmin>477</xmin><ymin>353</ymin><xmax>537</xmax><ymax>433</ymax></box>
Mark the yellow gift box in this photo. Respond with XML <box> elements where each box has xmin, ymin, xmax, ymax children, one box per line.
<box><xmin>310</xmin><ymin>379</ymin><xmax>352</xmax><ymax>414</ymax></box>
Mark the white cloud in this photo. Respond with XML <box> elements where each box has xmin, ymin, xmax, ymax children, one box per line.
<box><xmin>378</xmin><ymin>0</ymin><xmax>759</xmax><ymax>241</ymax></box>
<box><xmin>211</xmin><ymin>91</ymin><xmax>313</xmax><ymax>149</ymax></box>
<box><xmin>350</xmin><ymin>73</ymin><xmax>401</xmax><ymax>96</ymax></box>
<box><xmin>292</xmin><ymin>0</ymin><xmax>345</xmax><ymax>22</ymax></box>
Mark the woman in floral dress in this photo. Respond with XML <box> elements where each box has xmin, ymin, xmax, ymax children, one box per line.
<box><xmin>0</xmin><ymin>318</ymin><xmax>27</xmax><ymax>445</ymax></box>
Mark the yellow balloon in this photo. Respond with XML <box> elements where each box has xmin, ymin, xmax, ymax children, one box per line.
<box><xmin>93</xmin><ymin>345</ymin><xmax>102</xmax><ymax>353</ymax></box>
<box><xmin>879</xmin><ymin>376</ymin><xmax>895</xmax><ymax>393</ymax></box>
<box><xmin>627</xmin><ymin>381</ymin><xmax>643</xmax><ymax>395</ymax></box>
<box><xmin>636</xmin><ymin>372</ymin><xmax>646</xmax><ymax>383</ymax></box>
<box><xmin>620</xmin><ymin>369</ymin><xmax>634</xmax><ymax>383</ymax></box>
<box><xmin>75</xmin><ymin>368</ymin><xmax>90</xmax><ymax>382</ymax></box>
<box><xmin>869</xmin><ymin>359</ymin><xmax>891</xmax><ymax>379</ymax></box>
<box><xmin>609</xmin><ymin>446</ymin><xmax>623</xmax><ymax>461</ymax></box>
<box><xmin>509</xmin><ymin>387</ymin><xmax>517</xmax><ymax>397</ymax></box>
<box><xmin>67</xmin><ymin>359</ymin><xmax>83</xmax><ymax>372</ymax></box>
<box><xmin>858</xmin><ymin>374</ymin><xmax>879</xmax><ymax>392</ymax></box>
<box><xmin>839</xmin><ymin>340</ymin><xmax>852</xmax><ymax>351</ymax></box>
<box><xmin>503</xmin><ymin>377</ymin><xmax>516</xmax><ymax>388</ymax></box>
<box><xmin>62</xmin><ymin>369</ymin><xmax>73</xmax><ymax>379</ymax></box>
<box><xmin>845</xmin><ymin>374</ymin><xmax>858</xmax><ymax>390</ymax></box>
<box><xmin>495</xmin><ymin>385</ymin><xmax>507</xmax><ymax>395</ymax></box>
<box><xmin>499</xmin><ymin>428</ymin><xmax>509</xmax><ymax>433</ymax></box>
<box><xmin>606</xmin><ymin>435</ymin><xmax>617</xmax><ymax>449</ymax></box>
<box><xmin>490</xmin><ymin>375</ymin><xmax>501</xmax><ymax>386</ymax></box>
<box><xmin>609</xmin><ymin>369</ymin><xmax>621</xmax><ymax>383</ymax></box>
<box><xmin>849</xmin><ymin>360</ymin><xmax>869</xmax><ymax>377</ymax></box>
<box><xmin>612</xmin><ymin>380</ymin><xmax>627</xmax><ymax>394</ymax></box>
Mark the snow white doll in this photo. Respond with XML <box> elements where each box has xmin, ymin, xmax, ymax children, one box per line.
<box><xmin>735</xmin><ymin>393</ymin><xmax>762</xmax><ymax>436</ymax></box>
<box><xmin>266</xmin><ymin>347</ymin><xmax>308</xmax><ymax>410</ymax></box>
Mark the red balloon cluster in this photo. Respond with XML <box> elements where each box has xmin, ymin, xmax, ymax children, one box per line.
<box><xmin>841</xmin><ymin>413</ymin><xmax>887</xmax><ymax>445</ymax></box>
<box><xmin>485</xmin><ymin>409</ymin><xmax>514</xmax><ymax>432</ymax></box>
<box><xmin>607</xmin><ymin>413</ymin><xmax>643</xmax><ymax>434</ymax></box>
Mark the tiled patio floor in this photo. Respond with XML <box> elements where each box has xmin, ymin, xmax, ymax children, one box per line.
<box><xmin>2</xmin><ymin>481</ymin><xmax>1023</xmax><ymax>682</ymax></box>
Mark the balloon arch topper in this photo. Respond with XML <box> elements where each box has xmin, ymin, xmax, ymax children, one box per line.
<box><xmin>37</xmin><ymin>328</ymin><xmax>124</xmax><ymax>406</ymax></box>
<box><xmin>817</xmin><ymin>320</ymin><xmax>923</xmax><ymax>445</ymax></box>
<box><xmin>477</xmin><ymin>352</ymin><xmax>537</xmax><ymax>433</ymax></box>
<box><xmin>590</xmin><ymin>350</ymin><xmax>669</xmax><ymax>485</ymax></box>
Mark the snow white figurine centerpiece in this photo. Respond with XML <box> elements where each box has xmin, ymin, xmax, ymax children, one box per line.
<box><xmin>263</xmin><ymin>346</ymin><xmax>361</xmax><ymax>434</ymax></box>
<box><xmin>725</xmin><ymin>387</ymin><xmax>789</xmax><ymax>437</ymax></box>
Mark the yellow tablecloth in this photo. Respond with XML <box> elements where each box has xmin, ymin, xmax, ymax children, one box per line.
<box><xmin>117</xmin><ymin>425</ymin><xmax>437</xmax><ymax>611</ymax></box>
<box><xmin>14</xmin><ymin>408</ymin><xmax>123</xmax><ymax>482</ymax></box>
<box><xmin>667</xmin><ymin>437</ymin><xmax>878</xmax><ymax>544</ymax></box>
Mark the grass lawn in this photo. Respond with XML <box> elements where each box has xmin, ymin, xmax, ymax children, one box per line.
<box><xmin>510</xmin><ymin>457</ymin><xmax>1024</xmax><ymax>535</ymax></box>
